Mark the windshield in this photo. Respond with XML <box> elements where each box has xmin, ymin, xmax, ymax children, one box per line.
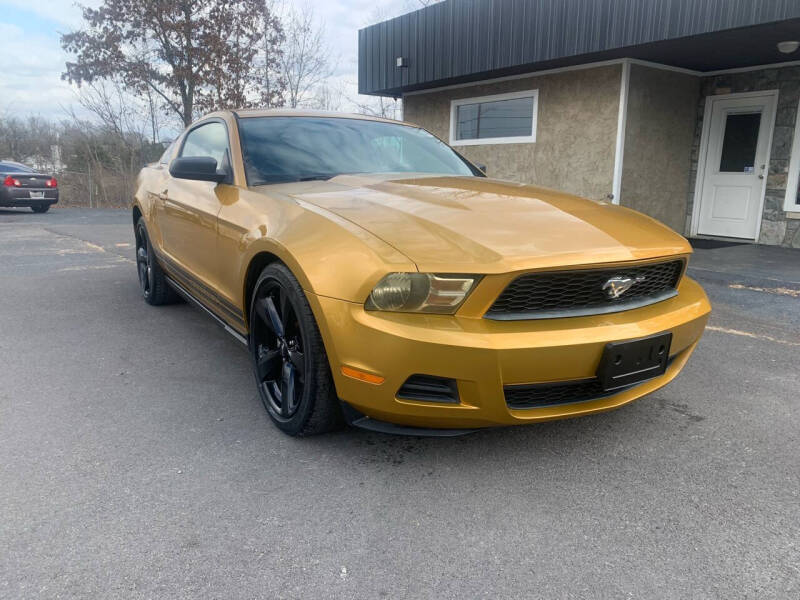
<box><xmin>238</xmin><ymin>116</ymin><xmax>480</xmax><ymax>185</ymax></box>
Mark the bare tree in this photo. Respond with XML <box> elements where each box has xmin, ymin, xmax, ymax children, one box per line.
<box><xmin>351</xmin><ymin>95</ymin><xmax>401</xmax><ymax>120</ymax></box>
<box><xmin>62</xmin><ymin>0</ymin><xmax>285</xmax><ymax>126</ymax></box>
<box><xmin>259</xmin><ymin>0</ymin><xmax>287</xmax><ymax>107</ymax></box>
<box><xmin>55</xmin><ymin>81</ymin><xmax>170</xmax><ymax>207</ymax></box>
<box><xmin>0</xmin><ymin>115</ymin><xmax>59</xmax><ymax>169</ymax></box>
<box><xmin>67</xmin><ymin>83</ymin><xmax>146</xmax><ymax>205</ymax></box>
<box><xmin>280</xmin><ymin>4</ymin><xmax>332</xmax><ymax>108</ymax></box>
<box><xmin>144</xmin><ymin>86</ymin><xmax>161</xmax><ymax>144</ymax></box>
<box><xmin>312</xmin><ymin>82</ymin><xmax>346</xmax><ymax>112</ymax></box>
<box><xmin>75</xmin><ymin>81</ymin><xmax>148</xmax><ymax>141</ymax></box>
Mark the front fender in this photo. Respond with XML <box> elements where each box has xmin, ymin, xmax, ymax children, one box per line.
<box><xmin>237</xmin><ymin>204</ymin><xmax>416</xmax><ymax>302</ymax></box>
<box><xmin>133</xmin><ymin>167</ymin><xmax>164</xmax><ymax>248</ymax></box>
<box><xmin>217</xmin><ymin>189</ymin><xmax>416</xmax><ymax>327</ymax></box>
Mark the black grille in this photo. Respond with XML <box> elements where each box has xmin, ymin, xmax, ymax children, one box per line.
<box><xmin>504</xmin><ymin>379</ymin><xmax>624</xmax><ymax>409</ymax></box>
<box><xmin>486</xmin><ymin>260</ymin><xmax>684</xmax><ymax>320</ymax></box>
<box><xmin>505</xmin><ymin>355</ymin><xmax>678</xmax><ymax>409</ymax></box>
<box><xmin>397</xmin><ymin>375</ymin><xmax>459</xmax><ymax>403</ymax></box>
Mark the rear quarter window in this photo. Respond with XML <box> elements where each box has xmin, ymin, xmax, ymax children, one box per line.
<box><xmin>158</xmin><ymin>141</ymin><xmax>178</xmax><ymax>165</ymax></box>
<box><xmin>0</xmin><ymin>163</ymin><xmax>34</xmax><ymax>173</ymax></box>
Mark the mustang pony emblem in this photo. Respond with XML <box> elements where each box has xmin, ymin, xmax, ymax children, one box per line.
<box><xmin>603</xmin><ymin>275</ymin><xmax>646</xmax><ymax>299</ymax></box>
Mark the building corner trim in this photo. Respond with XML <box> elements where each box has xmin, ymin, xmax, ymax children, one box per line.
<box><xmin>783</xmin><ymin>97</ymin><xmax>800</xmax><ymax>212</ymax></box>
<box><xmin>611</xmin><ymin>60</ymin><xmax>631</xmax><ymax>205</ymax></box>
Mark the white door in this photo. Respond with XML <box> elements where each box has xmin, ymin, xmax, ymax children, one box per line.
<box><xmin>696</xmin><ymin>93</ymin><xmax>776</xmax><ymax>239</ymax></box>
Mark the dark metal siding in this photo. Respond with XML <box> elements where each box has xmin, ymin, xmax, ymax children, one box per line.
<box><xmin>358</xmin><ymin>0</ymin><xmax>800</xmax><ymax>96</ymax></box>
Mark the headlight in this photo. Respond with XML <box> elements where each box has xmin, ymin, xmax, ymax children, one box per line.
<box><xmin>366</xmin><ymin>273</ymin><xmax>481</xmax><ymax>314</ymax></box>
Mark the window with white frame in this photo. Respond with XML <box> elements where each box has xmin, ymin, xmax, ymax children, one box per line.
<box><xmin>784</xmin><ymin>97</ymin><xmax>800</xmax><ymax>211</ymax></box>
<box><xmin>449</xmin><ymin>90</ymin><xmax>538</xmax><ymax>146</ymax></box>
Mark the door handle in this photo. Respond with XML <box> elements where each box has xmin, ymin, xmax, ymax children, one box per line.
<box><xmin>157</xmin><ymin>189</ymin><xmax>168</xmax><ymax>201</ymax></box>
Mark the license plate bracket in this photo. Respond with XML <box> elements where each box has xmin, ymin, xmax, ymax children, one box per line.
<box><xmin>596</xmin><ymin>332</ymin><xmax>672</xmax><ymax>391</ymax></box>
<box><xmin>29</xmin><ymin>191</ymin><xmax>45</xmax><ymax>199</ymax></box>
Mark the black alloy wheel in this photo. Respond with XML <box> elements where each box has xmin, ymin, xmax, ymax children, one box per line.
<box><xmin>135</xmin><ymin>222</ymin><xmax>153</xmax><ymax>300</ymax></box>
<box><xmin>252</xmin><ymin>279</ymin><xmax>306</xmax><ymax>420</ymax></box>
<box><xmin>249</xmin><ymin>264</ymin><xmax>342</xmax><ymax>435</ymax></box>
<box><xmin>134</xmin><ymin>218</ymin><xmax>178</xmax><ymax>305</ymax></box>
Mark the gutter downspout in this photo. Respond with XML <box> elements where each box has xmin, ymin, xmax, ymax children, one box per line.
<box><xmin>611</xmin><ymin>59</ymin><xmax>631</xmax><ymax>205</ymax></box>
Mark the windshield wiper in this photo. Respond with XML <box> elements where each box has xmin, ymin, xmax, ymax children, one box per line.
<box><xmin>298</xmin><ymin>174</ymin><xmax>336</xmax><ymax>182</ymax></box>
<box><xmin>250</xmin><ymin>173</ymin><xmax>350</xmax><ymax>185</ymax></box>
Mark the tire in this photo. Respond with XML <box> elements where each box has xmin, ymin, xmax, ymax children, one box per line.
<box><xmin>134</xmin><ymin>218</ymin><xmax>179</xmax><ymax>305</ymax></box>
<box><xmin>31</xmin><ymin>204</ymin><xmax>49</xmax><ymax>213</ymax></box>
<box><xmin>249</xmin><ymin>263</ymin><xmax>343</xmax><ymax>436</ymax></box>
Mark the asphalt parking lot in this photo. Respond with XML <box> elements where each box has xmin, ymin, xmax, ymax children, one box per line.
<box><xmin>1</xmin><ymin>207</ymin><xmax>798</xmax><ymax>599</ymax></box>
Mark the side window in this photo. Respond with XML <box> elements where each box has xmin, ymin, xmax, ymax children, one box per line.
<box><xmin>450</xmin><ymin>90</ymin><xmax>538</xmax><ymax>146</ymax></box>
<box><xmin>180</xmin><ymin>122</ymin><xmax>230</xmax><ymax>169</ymax></box>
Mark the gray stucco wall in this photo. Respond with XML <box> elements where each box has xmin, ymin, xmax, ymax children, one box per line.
<box><xmin>620</xmin><ymin>65</ymin><xmax>700</xmax><ymax>232</ymax></box>
<box><xmin>403</xmin><ymin>61</ymin><xmax>800</xmax><ymax>247</ymax></box>
<box><xmin>402</xmin><ymin>65</ymin><xmax>621</xmax><ymax>201</ymax></box>
<box><xmin>687</xmin><ymin>66</ymin><xmax>800</xmax><ymax>247</ymax></box>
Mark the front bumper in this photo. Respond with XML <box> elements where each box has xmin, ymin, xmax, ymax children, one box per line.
<box><xmin>309</xmin><ymin>276</ymin><xmax>710</xmax><ymax>429</ymax></box>
<box><xmin>0</xmin><ymin>188</ymin><xmax>59</xmax><ymax>207</ymax></box>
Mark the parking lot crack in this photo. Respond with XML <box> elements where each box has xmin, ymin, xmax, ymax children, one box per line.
<box><xmin>42</xmin><ymin>226</ymin><xmax>135</xmax><ymax>263</ymax></box>
<box><xmin>728</xmin><ymin>283</ymin><xmax>800</xmax><ymax>298</ymax></box>
<box><xmin>706</xmin><ymin>325</ymin><xmax>800</xmax><ymax>347</ymax></box>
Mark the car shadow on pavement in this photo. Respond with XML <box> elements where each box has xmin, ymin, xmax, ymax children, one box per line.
<box><xmin>285</xmin><ymin>386</ymin><xmax>704</xmax><ymax>472</ymax></box>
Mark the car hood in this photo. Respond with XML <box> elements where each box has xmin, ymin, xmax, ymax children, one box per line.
<box><xmin>285</xmin><ymin>174</ymin><xmax>692</xmax><ymax>273</ymax></box>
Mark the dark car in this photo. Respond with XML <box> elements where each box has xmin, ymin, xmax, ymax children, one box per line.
<box><xmin>0</xmin><ymin>161</ymin><xmax>59</xmax><ymax>213</ymax></box>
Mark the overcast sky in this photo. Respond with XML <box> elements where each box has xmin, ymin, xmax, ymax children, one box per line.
<box><xmin>0</xmin><ymin>0</ymin><xmax>414</xmax><ymax>126</ymax></box>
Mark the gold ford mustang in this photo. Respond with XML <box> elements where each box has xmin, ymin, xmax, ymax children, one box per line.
<box><xmin>133</xmin><ymin>110</ymin><xmax>710</xmax><ymax>436</ymax></box>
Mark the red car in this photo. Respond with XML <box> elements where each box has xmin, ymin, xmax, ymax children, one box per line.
<box><xmin>0</xmin><ymin>161</ymin><xmax>59</xmax><ymax>213</ymax></box>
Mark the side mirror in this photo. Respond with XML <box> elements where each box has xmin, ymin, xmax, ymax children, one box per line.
<box><xmin>475</xmin><ymin>163</ymin><xmax>487</xmax><ymax>175</ymax></box>
<box><xmin>169</xmin><ymin>156</ymin><xmax>226</xmax><ymax>183</ymax></box>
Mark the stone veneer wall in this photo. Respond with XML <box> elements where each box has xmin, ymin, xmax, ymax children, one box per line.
<box><xmin>402</xmin><ymin>65</ymin><xmax>621</xmax><ymax>201</ymax></box>
<box><xmin>687</xmin><ymin>67</ymin><xmax>800</xmax><ymax>247</ymax></box>
<box><xmin>621</xmin><ymin>64</ymin><xmax>700</xmax><ymax>232</ymax></box>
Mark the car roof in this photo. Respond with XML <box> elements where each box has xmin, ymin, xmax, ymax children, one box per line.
<box><xmin>202</xmin><ymin>108</ymin><xmax>412</xmax><ymax>128</ymax></box>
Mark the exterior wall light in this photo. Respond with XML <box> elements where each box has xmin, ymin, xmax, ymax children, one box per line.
<box><xmin>396</xmin><ymin>56</ymin><xmax>408</xmax><ymax>68</ymax></box>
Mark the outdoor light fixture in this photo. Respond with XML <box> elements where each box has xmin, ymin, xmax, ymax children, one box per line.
<box><xmin>396</xmin><ymin>56</ymin><xmax>408</xmax><ymax>68</ymax></box>
<box><xmin>777</xmin><ymin>41</ymin><xmax>800</xmax><ymax>54</ymax></box>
